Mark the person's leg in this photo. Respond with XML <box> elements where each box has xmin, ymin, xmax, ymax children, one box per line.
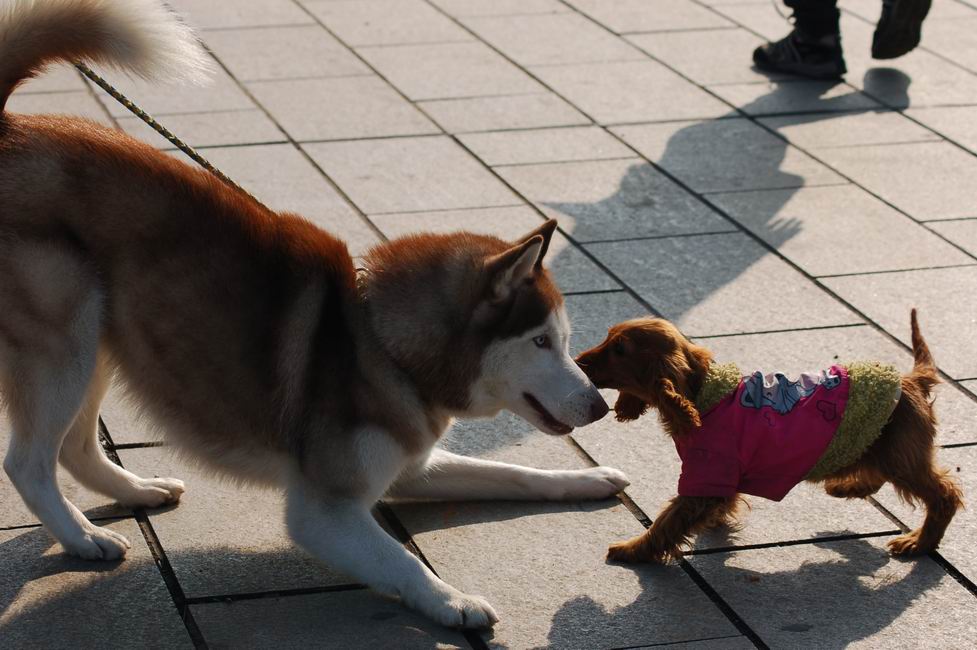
<box><xmin>872</xmin><ymin>0</ymin><xmax>932</xmax><ymax>59</ymax></box>
<box><xmin>753</xmin><ymin>0</ymin><xmax>846</xmax><ymax>80</ymax></box>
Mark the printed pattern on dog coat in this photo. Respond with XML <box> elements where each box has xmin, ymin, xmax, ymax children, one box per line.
<box><xmin>676</xmin><ymin>362</ymin><xmax>901</xmax><ymax>501</ymax></box>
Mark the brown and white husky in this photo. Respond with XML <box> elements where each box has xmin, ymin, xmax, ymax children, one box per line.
<box><xmin>0</xmin><ymin>0</ymin><xmax>626</xmax><ymax>628</ymax></box>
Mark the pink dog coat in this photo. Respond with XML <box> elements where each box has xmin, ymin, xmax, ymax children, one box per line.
<box><xmin>674</xmin><ymin>362</ymin><xmax>899</xmax><ymax>502</ymax></box>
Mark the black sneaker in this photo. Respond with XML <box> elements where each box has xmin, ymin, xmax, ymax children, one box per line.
<box><xmin>753</xmin><ymin>29</ymin><xmax>847</xmax><ymax>80</ymax></box>
<box><xmin>872</xmin><ymin>0</ymin><xmax>931</xmax><ymax>59</ymax></box>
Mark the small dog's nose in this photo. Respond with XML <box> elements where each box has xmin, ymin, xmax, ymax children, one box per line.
<box><xmin>590</xmin><ymin>398</ymin><xmax>609</xmax><ymax>422</ymax></box>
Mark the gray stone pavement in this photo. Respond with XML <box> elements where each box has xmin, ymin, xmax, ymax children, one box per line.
<box><xmin>2</xmin><ymin>0</ymin><xmax>977</xmax><ymax>647</ymax></box>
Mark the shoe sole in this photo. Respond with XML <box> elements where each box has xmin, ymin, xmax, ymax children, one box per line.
<box><xmin>872</xmin><ymin>0</ymin><xmax>932</xmax><ymax>59</ymax></box>
<box><xmin>753</xmin><ymin>55</ymin><xmax>847</xmax><ymax>80</ymax></box>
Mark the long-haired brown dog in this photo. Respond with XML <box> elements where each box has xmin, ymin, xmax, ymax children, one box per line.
<box><xmin>576</xmin><ymin>310</ymin><xmax>962</xmax><ymax>563</ymax></box>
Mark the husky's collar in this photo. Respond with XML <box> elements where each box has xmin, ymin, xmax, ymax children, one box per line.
<box><xmin>694</xmin><ymin>362</ymin><xmax>741</xmax><ymax>416</ymax></box>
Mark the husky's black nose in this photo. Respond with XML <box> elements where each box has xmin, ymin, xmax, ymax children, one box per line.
<box><xmin>590</xmin><ymin>398</ymin><xmax>609</xmax><ymax>422</ymax></box>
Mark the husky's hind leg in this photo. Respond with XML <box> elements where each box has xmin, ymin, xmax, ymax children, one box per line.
<box><xmin>1</xmin><ymin>244</ymin><xmax>129</xmax><ymax>559</ymax></box>
<box><xmin>59</xmin><ymin>355</ymin><xmax>184</xmax><ymax>508</ymax></box>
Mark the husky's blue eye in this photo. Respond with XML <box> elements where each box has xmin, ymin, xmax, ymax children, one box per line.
<box><xmin>533</xmin><ymin>334</ymin><xmax>551</xmax><ymax>349</ymax></box>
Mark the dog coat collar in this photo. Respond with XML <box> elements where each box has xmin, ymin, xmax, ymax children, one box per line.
<box><xmin>677</xmin><ymin>361</ymin><xmax>902</xmax><ymax>501</ymax></box>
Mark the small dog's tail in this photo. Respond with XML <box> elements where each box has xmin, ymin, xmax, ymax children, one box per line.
<box><xmin>909</xmin><ymin>308</ymin><xmax>939</xmax><ymax>398</ymax></box>
<box><xmin>0</xmin><ymin>0</ymin><xmax>211</xmax><ymax>113</ymax></box>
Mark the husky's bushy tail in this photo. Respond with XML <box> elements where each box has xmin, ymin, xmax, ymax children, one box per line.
<box><xmin>0</xmin><ymin>0</ymin><xmax>211</xmax><ymax>111</ymax></box>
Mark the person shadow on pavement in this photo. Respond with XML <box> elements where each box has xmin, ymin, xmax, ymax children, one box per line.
<box><xmin>544</xmin><ymin>534</ymin><xmax>943</xmax><ymax>650</ymax></box>
<box><xmin>461</xmin><ymin>69</ymin><xmax>913</xmax><ymax>458</ymax></box>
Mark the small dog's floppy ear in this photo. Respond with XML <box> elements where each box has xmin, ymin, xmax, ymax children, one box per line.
<box><xmin>484</xmin><ymin>235</ymin><xmax>544</xmax><ymax>301</ymax></box>
<box><xmin>518</xmin><ymin>218</ymin><xmax>558</xmax><ymax>270</ymax></box>
<box><xmin>657</xmin><ymin>378</ymin><xmax>701</xmax><ymax>434</ymax></box>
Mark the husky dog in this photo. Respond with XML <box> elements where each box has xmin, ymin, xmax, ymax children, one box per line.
<box><xmin>0</xmin><ymin>0</ymin><xmax>625</xmax><ymax>628</ymax></box>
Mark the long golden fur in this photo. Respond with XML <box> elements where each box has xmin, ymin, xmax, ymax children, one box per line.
<box><xmin>576</xmin><ymin>310</ymin><xmax>963</xmax><ymax>563</ymax></box>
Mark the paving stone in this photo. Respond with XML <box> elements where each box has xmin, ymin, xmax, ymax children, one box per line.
<box><xmin>169</xmin><ymin>0</ymin><xmax>312</xmax><ymax>29</ymax></box>
<box><xmin>760</xmin><ymin>110</ymin><xmax>940</xmax><ymax>149</ymax></box>
<box><xmin>191</xmin><ymin>589</ymin><xmax>468</xmax><ymax>648</ymax></box>
<box><xmin>458</xmin><ymin>125</ymin><xmax>633</xmax><ymax>166</ymax></box>
<box><xmin>689</xmin><ymin>536</ymin><xmax>977</xmax><ymax>648</ymax></box>
<box><xmin>94</xmin><ymin>65</ymin><xmax>254</xmax><ymax>117</ymax></box>
<box><xmin>824</xmin><ymin>267</ymin><xmax>977</xmax><ymax>379</ymax></box>
<box><xmin>0</xmin><ymin>520</ymin><xmax>191</xmax><ymax>648</ymax></box>
<box><xmin>874</xmin><ymin>445</ymin><xmax>977</xmax><ymax>585</ymax></box>
<box><xmin>909</xmin><ymin>16</ymin><xmax>977</xmax><ymax>74</ymax></box>
<box><xmin>904</xmin><ymin>106</ymin><xmax>977</xmax><ymax>154</ymax></box>
<box><xmin>18</xmin><ymin>63</ymin><xmax>86</xmax><ymax>93</ymax></box>
<box><xmin>196</xmin><ymin>144</ymin><xmax>379</xmax><ymax>256</ymax></box>
<box><xmin>303</xmin><ymin>136</ymin><xmax>519</xmax><ymax>214</ymax></box>
<box><xmin>6</xmin><ymin>90</ymin><xmax>113</xmax><ymax>127</ymax></box>
<box><xmin>613</xmin><ymin>118</ymin><xmax>845</xmax><ymax>194</ymax></box>
<box><xmin>694</xmin><ymin>325</ymin><xmax>977</xmax><ymax>447</ymax></box>
<box><xmin>358</xmin><ymin>41</ymin><xmax>543</xmax><ymax>101</ymax></box>
<box><xmin>531</xmin><ymin>60</ymin><xmax>731</xmax><ymax>124</ymax></box>
<box><xmin>302</xmin><ymin>0</ymin><xmax>471</xmax><ymax>46</ymax></box>
<box><xmin>430</xmin><ymin>0</ymin><xmax>569</xmax><ymax>16</ymax></box>
<box><xmin>627</xmin><ymin>28</ymin><xmax>790</xmax><ymax>85</ymax></box>
<box><xmin>395</xmin><ymin>417</ymin><xmax>739</xmax><ymax>649</ymax></box>
<box><xmin>99</xmin><ymin>381</ymin><xmax>165</xmax><ymax>446</ymax></box>
<box><xmin>247</xmin><ymin>76</ymin><xmax>439</xmax><ymax>141</ymax></box>
<box><xmin>927</xmin><ymin>219</ymin><xmax>977</xmax><ymax>257</ymax></box>
<box><xmin>461</xmin><ymin>12</ymin><xmax>645</xmax><ymax>66</ymax></box>
<box><xmin>709</xmin><ymin>81</ymin><xmax>880</xmax><ymax>116</ymax></box>
<box><xmin>0</xmin><ymin>415</ymin><xmax>131</xmax><ymax>529</ymax></box>
<box><xmin>710</xmin><ymin>2</ymin><xmax>797</xmax><ymax>41</ymax></box>
<box><xmin>710</xmin><ymin>185</ymin><xmax>973</xmax><ymax>276</ymax></box>
<box><xmin>817</xmin><ymin>141</ymin><xmax>977</xmax><ymax>221</ymax></box>
<box><xmin>370</xmin><ymin>205</ymin><xmax>620</xmax><ymax>293</ymax></box>
<box><xmin>116</xmin><ymin>109</ymin><xmax>285</xmax><ymax>150</ymax></box>
<box><xmin>832</xmin><ymin>14</ymin><xmax>977</xmax><ymax>109</ymax></box>
<box><xmin>564</xmin><ymin>0</ymin><xmax>733</xmax><ymax>33</ymax></box>
<box><xmin>963</xmin><ymin>380</ymin><xmax>977</xmax><ymax>394</ymax></box>
<box><xmin>118</xmin><ymin>446</ymin><xmax>349</xmax><ymax>597</ymax></box>
<box><xmin>419</xmin><ymin>92</ymin><xmax>589</xmax><ymax>133</ymax></box>
<box><xmin>564</xmin><ymin>292</ymin><xmax>650</xmax><ymax>356</ymax></box>
<box><xmin>585</xmin><ymin>233</ymin><xmax>859</xmax><ymax>336</ymax></box>
<box><xmin>204</xmin><ymin>25</ymin><xmax>370</xmax><ymax>81</ymax></box>
<box><xmin>496</xmin><ymin>158</ymin><xmax>732</xmax><ymax>242</ymax></box>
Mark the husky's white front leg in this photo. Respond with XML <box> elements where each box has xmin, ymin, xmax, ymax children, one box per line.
<box><xmin>285</xmin><ymin>482</ymin><xmax>497</xmax><ymax>628</ymax></box>
<box><xmin>388</xmin><ymin>448</ymin><xmax>629</xmax><ymax>501</ymax></box>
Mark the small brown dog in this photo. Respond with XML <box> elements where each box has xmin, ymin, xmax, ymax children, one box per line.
<box><xmin>576</xmin><ymin>310</ymin><xmax>962</xmax><ymax>564</ymax></box>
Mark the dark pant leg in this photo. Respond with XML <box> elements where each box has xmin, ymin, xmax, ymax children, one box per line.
<box><xmin>784</xmin><ymin>0</ymin><xmax>840</xmax><ymax>37</ymax></box>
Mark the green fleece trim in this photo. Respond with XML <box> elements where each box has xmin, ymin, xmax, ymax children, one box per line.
<box><xmin>804</xmin><ymin>361</ymin><xmax>902</xmax><ymax>481</ymax></box>
<box><xmin>694</xmin><ymin>362</ymin><xmax>742</xmax><ymax>416</ymax></box>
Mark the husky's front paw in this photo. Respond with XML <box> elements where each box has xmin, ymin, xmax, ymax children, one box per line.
<box><xmin>63</xmin><ymin>524</ymin><xmax>131</xmax><ymax>560</ymax></box>
<box><xmin>548</xmin><ymin>466</ymin><xmax>630</xmax><ymax>500</ymax></box>
<box><xmin>411</xmin><ymin>586</ymin><xmax>499</xmax><ymax>629</ymax></box>
<box><xmin>121</xmin><ymin>477</ymin><xmax>186</xmax><ymax>508</ymax></box>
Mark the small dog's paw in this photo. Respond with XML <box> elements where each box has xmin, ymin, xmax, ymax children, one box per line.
<box><xmin>552</xmin><ymin>466</ymin><xmax>630</xmax><ymax>500</ymax></box>
<box><xmin>888</xmin><ymin>531</ymin><xmax>929</xmax><ymax>557</ymax></box>
<box><xmin>64</xmin><ymin>525</ymin><xmax>131</xmax><ymax>561</ymax></box>
<box><xmin>606</xmin><ymin>538</ymin><xmax>667</xmax><ymax>564</ymax></box>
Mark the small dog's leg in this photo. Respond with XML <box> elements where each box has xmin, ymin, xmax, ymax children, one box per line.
<box><xmin>286</xmin><ymin>479</ymin><xmax>498</xmax><ymax>629</ymax></box>
<box><xmin>387</xmin><ymin>448</ymin><xmax>629</xmax><ymax>501</ymax></box>
<box><xmin>59</xmin><ymin>355</ymin><xmax>184</xmax><ymax>508</ymax></box>
<box><xmin>888</xmin><ymin>466</ymin><xmax>963</xmax><ymax>556</ymax></box>
<box><xmin>607</xmin><ymin>495</ymin><xmax>731</xmax><ymax>564</ymax></box>
<box><xmin>823</xmin><ymin>472</ymin><xmax>885</xmax><ymax>499</ymax></box>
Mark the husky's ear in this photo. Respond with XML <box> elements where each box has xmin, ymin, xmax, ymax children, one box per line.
<box><xmin>518</xmin><ymin>219</ymin><xmax>558</xmax><ymax>270</ymax></box>
<box><xmin>484</xmin><ymin>235</ymin><xmax>544</xmax><ymax>301</ymax></box>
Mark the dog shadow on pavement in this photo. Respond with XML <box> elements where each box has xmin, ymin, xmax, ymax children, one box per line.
<box><xmin>543</xmin><ymin>533</ymin><xmax>943</xmax><ymax>650</ymax></box>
